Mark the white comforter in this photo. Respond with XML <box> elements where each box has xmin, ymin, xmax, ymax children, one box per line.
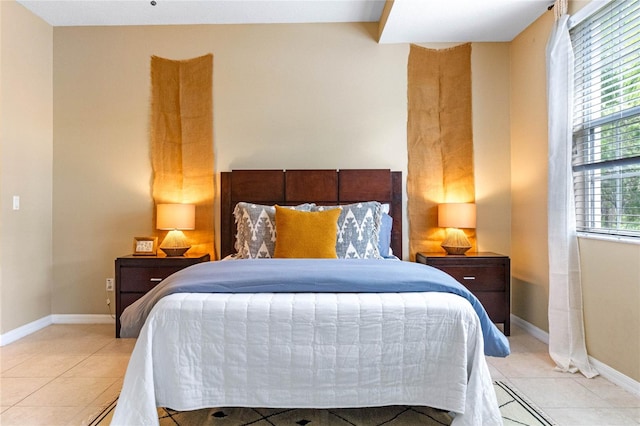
<box><xmin>112</xmin><ymin>292</ymin><xmax>502</xmax><ymax>425</ymax></box>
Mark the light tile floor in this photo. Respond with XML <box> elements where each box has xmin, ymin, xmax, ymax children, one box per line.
<box><xmin>0</xmin><ymin>324</ymin><xmax>134</xmax><ymax>425</ymax></box>
<box><xmin>0</xmin><ymin>323</ymin><xmax>638</xmax><ymax>425</ymax></box>
<box><xmin>487</xmin><ymin>327</ymin><xmax>640</xmax><ymax>425</ymax></box>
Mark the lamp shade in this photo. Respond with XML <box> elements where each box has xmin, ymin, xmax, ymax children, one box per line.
<box><xmin>438</xmin><ymin>203</ymin><xmax>476</xmax><ymax>229</ymax></box>
<box><xmin>156</xmin><ymin>204</ymin><xmax>195</xmax><ymax>230</ymax></box>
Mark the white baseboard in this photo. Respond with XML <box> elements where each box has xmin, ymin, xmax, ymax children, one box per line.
<box><xmin>0</xmin><ymin>314</ymin><xmax>114</xmax><ymax>347</ymax></box>
<box><xmin>51</xmin><ymin>314</ymin><xmax>115</xmax><ymax>324</ymax></box>
<box><xmin>510</xmin><ymin>314</ymin><xmax>549</xmax><ymax>344</ymax></box>
<box><xmin>0</xmin><ymin>315</ymin><xmax>53</xmax><ymax>346</ymax></box>
<box><xmin>510</xmin><ymin>314</ymin><xmax>640</xmax><ymax>398</ymax></box>
<box><xmin>588</xmin><ymin>355</ymin><xmax>640</xmax><ymax>397</ymax></box>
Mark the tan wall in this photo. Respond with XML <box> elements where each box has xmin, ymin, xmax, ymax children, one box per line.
<box><xmin>7</xmin><ymin>1</ymin><xmax>635</xmax><ymax>384</ymax></box>
<box><xmin>0</xmin><ymin>0</ymin><xmax>3</xmax><ymax>335</ymax></box>
<box><xmin>52</xmin><ymin>25</ymin><xmax>512</xmax><ymax>317</ymax></box>
<box><xmin>472</xmin><ymin>43</ymin><xmax>511</xmax><ymax>256</ymax></box>
<box><xmin>52</xmin><ymin>23</ymin><xmax>409</xmax><ymax>315</ymax></box>
<box><xmin>510</xmin><ymin>11</ymin><xmax>553</xmax><ymax>333</ymax></box>
<box><xmin>580</xmin><ymin>239</ymin><xmax>640</xmax><ymax>381</ymax></box>
<box><xmin>0</xmin><ymin>1</ymin><xmax>53</xmax><ymax>334</ymax></box>
<box><xmin>510</xmin><ymin>2</ymin><xmax>640</xmax><ymax>382</ymax></box>
<box><xmin>412</xmin><ymin>41</ymin><xmax>512</xmax><ymax>257</ymax></box>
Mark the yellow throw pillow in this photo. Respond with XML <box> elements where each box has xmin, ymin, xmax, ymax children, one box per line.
<box><xmin>274</xmin><ymin>205</ymin><xmax>340</xmax><ymax>258</ymax></box>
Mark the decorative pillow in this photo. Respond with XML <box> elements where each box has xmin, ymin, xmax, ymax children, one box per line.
<box><xmin>314</xmin><ymin>201</ymin><xmax>383</xmax><ymax>259</ymax></box>
<box><xmin>273</xmin><ymin>206</ymin><xmax>340</xmax><ymax>258</ymax></box>
<box><xmin>233</xmin><ymin>202</ymin><xmax>314</xmax><ymax>259</ymax></box>
<box><xmin>378</xmin><ymin>212</ymin><xmax>393</xmax><ymax>258</ymax></box>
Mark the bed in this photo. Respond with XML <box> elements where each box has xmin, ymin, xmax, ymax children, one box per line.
<box><xmin>112</xmin><ymin>169</ymin><xmax>509</xmax><ymax>426</ymax></box>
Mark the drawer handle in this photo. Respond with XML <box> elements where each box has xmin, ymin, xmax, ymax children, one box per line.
<box><xmin>463</xmin><ymin>276</ymin><xmax>476</xmax><ymax>280</ymax></box>
<box><xmin>150</xmin><ymin>278</ymin><xmax>163</xmax><ymax>282</ymax></box>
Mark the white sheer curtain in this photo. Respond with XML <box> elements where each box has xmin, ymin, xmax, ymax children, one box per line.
<box><xmin>545</xmin><ymin>0</ymin><xmax>598</xmax><ymax>378</ymax></box>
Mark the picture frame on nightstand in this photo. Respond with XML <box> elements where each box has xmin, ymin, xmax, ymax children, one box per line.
<box><xmin>132</xmin><ymin>236</ymin><xmax>158</xmax><ymax>256</ymax></box>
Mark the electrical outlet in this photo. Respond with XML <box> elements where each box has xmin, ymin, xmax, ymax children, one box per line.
<box><xmin>106</xmin><ymin>278</ymin><xmax>114</xmax><ymax>291</ymax></box>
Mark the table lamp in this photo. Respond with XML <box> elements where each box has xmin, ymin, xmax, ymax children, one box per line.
<box><xmin>438</xmin><ymin>203</ymin><xmax>476</xmax><ymax>255</ymax></box>
<box><xmin>157</xmin><ymin>203</ymin><xmax>195</xmax><ymax>256</ymax></box>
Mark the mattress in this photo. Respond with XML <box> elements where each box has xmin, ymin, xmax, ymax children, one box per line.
<box><xmin>112</xmin><ymin>291</ymin><xmax>502</xmax><ymax>425</ymax></box>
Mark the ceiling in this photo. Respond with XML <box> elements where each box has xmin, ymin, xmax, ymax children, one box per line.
<box><xmin>17</xmin><ymin>0</ymin><xmax>553</xmax><ymax>43</ymax></box>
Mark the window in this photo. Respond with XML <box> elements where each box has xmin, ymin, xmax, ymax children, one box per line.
<box><xmin>571</xmin><ymin>0</ymin><xmax>640</xmax><ymax>238</ymax></box>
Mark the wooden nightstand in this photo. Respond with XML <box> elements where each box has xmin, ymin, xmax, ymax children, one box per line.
<box><xmin>416</xmin><ymin>252</ymin><xmax>511</xmax><ymax>335</ymax></box>
<box><xmin>115</xmin><ymin>253</ymin><xmax>210</xmax><ymax>337</ymax></box>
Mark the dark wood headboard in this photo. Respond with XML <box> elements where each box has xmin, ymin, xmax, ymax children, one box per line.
<box><xmin>220</xmin><ymin>169</ymin><xmax>402</xmax><ymax>259</ymax></box>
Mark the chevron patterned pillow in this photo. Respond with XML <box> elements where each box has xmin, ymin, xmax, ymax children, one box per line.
<box><xmin>314</xmin><ymin>201</ymin><xmax>382</xmax><ymax>259</ymax></box>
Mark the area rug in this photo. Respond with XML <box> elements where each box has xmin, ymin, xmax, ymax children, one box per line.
<box><xmin>89</xmin><ymin>381</ymin><xmax>555</xmax><ymax>425</ymax></box>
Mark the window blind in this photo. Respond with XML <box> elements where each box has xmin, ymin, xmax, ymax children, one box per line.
<box><xmin>571</xmin><ymin>0</ymin><xmax>640</xmax><ymax>237</ymax></box>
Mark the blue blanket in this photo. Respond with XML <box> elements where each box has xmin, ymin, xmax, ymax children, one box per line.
<box><xmin>120</xmin><ymin>259</ymin><xmax>510</xmax><ymax>357</ymax></box>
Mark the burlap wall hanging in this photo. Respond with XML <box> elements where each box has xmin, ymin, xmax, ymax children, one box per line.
<box><xmin>407</xmin><ymin>44</ymin><xmax>476</xmax><ymax>260</ymax></box>
<box><xmin>150</xmin><ymin>54</ymin><xmax>216</xmax><ymax>259</ymax></box>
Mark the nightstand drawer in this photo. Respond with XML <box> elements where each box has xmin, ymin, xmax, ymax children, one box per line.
<box><xmin>432</xmin><ymin>264</ymin><xmax>506</xmax><ymax>292</ymax></box>
<box><xmin>416</xmin><ymin>252</ymin><xmax>511</xmax><ymax>335</ymax></box>
<box><xmin>119</xmin><ymin>266</ymin><xmax>184</xmax><ymax>292</ymax></box>
<box><xmin>476</xmin><ymin>292</ymin><xmax>508</xmax><ymax>322</ymax></box>
<box><xmin>115</xmin><ymin>253</ymin><xmax>211</xmax><ymax>337</ymax></box>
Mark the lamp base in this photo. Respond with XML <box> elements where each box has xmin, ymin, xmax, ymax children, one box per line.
<box><xmin>441</xmin><ymin>228</ymin><xmax>472</xmax><ymax>255</ymax></box>
<box><xmin>160</xmin><ymin>247</ymin><xmax>190</xmax><ymax>257</ymax></box>
<box><xmin>159</xmin><ymin>230</ymin><xmax>191</xmax><ymax>256</ymax></box>
<box><xmin>441</xmin><ymin>245</ymin><xmax>472</xmax><ymax>255</ymax></box>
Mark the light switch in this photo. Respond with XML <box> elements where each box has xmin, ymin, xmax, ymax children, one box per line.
<box><xmin>12</xmin><ymin>195</ymin><xmax>19</xmax><ymax>210</ymax></box>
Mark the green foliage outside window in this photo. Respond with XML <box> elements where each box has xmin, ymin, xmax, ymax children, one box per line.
<box><xmin>572</xmin><ymin>0</ymin><xmax>640</xmax><ymax>236</ymax></box>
